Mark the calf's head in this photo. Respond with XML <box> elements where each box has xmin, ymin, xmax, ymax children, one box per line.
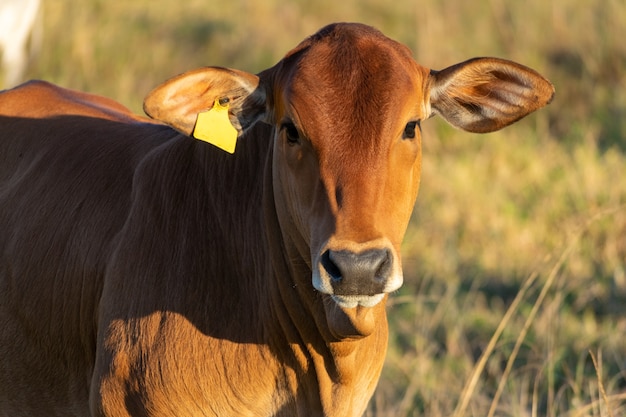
<box><xmin>144</xmin><ymin>23</ymin><xmax>554</xmax><ymax>327</ymax></box>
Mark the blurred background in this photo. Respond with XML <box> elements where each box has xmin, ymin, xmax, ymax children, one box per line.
<box><xmin>4</xmin><ymin>0</ymin><xmax>625</xmax><ymax>415</ymax></box>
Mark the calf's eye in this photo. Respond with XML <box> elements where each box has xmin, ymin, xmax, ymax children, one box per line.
<box><xmin>403</xmin><ymin>121</ymin><xmax>420</xmax><ymax>140</ymax></box>
<box><xmin>281</xmin><ymin>122</ymin><xmax>300</xmax><ymax>145</ymax></box>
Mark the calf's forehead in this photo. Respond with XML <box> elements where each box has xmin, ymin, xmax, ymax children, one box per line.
<box><xmin>273</xmin><ymin>26</ymin><xmax>429</xmax><ymax>141</ymax></box>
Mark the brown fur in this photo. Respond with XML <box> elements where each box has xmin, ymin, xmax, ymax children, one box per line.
<box><xmin>0</xmin><ymin>23</ymin><xmax>553</xmax><ymax>416</ymax></box>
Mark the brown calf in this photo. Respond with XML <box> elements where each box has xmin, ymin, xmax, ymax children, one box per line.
<box><xmin>0</xmin><ymin>23</ymin><xmax>553</xmax><ymax>416</ymax></box>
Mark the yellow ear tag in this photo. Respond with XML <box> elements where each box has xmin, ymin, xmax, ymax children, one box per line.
<box><xmin>193</xmin><ymin>99</ymin><xmax>238</xmax><ymax>154</ymax></box>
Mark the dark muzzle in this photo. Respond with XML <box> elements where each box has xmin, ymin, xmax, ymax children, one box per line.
<box><xmin>320</xmin><ymin>248</ymin><xmax>392</xmax><ymax>296</ymax></box>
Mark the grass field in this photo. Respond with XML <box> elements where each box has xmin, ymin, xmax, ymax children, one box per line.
<box><xmin>14</xmin><ymin>0</ymin><xmax>626</xmax><ymax>415</ymax></box>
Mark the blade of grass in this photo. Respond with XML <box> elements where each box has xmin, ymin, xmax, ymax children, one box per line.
<box><xmin>589</xmin><ymin>350</ymin><xmax>615</xmax><ymax>417</ymax></box>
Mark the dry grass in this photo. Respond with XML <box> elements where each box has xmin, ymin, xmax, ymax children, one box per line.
<box><xmin>15</xmin><ymin>0</ymin><xmax>626</xmax><ymax>415</ymax></box>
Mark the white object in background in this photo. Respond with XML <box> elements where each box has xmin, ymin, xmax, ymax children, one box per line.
<box><xmin>0</xmin><ymin>0</ymin><xmax>42</xmax><ymax>88</ymax></box>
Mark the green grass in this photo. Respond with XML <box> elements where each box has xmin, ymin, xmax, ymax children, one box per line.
<box><xmin>16</xmin><ymin>0</ymin><xmax>626</xmax><ymax>415</ymax></box>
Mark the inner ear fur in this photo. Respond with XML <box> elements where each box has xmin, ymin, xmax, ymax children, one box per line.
<box><xmin>428</xmin><ymin>57</ymin><xmax>555</xmax><ymax>133</ymax></box>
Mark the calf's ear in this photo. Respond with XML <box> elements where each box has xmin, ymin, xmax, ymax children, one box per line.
<box><xmin>427</xmin><ymin>57</ymin><xmax>555</xmax><ymax>133</ymax></box>
<box><xmin>143</xmin><ymin>67</ymin><xmax>267</xmax><ymax>137</ymax></box>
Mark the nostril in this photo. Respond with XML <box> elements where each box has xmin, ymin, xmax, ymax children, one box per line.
<box><xmin>375</xmin><ymin>250</ymin><xmax>391</xmax><ymax>282</ymax></box>
<box><xmin>320</xmin><ymin>250</ymin><xmax>342</xmax><ymax>282</ymax></box>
